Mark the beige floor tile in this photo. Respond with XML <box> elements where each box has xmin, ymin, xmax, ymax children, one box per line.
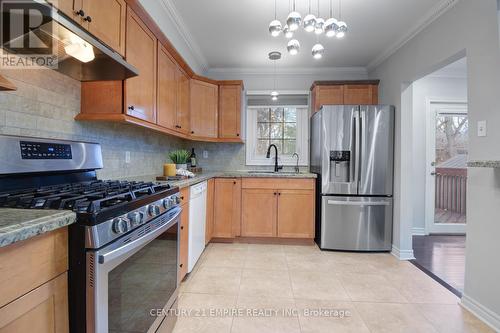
<box><xmin>184</xmin><ymin>266</ymin><xmax>242</xmax><ymax>295</ymax></box>
<box><xmin>355</xmin><ymin>302</ymin><xmax>438</xmax><ymax>333</ymax></box>
<box><xmin>285</xmin><ymin>252</ymin><xmax>337</xmax><ymax>272</ymax></box>
<box><xmin>395</xmin><ymin>273</ymin><xmax>459</xmax><ymax>304</ymax></box>
<box><xmin>239</xmin><ymin>268</ymin><xmax>293</xmax><ymax>298</ymax></box>
<box><xmin>201</xmin><ymin>247</ymin><xmax>247</xmax><ymax>268</ymax></box>
<box><xmin>282</xmin><ymin>244</ymin><xmax>320</xmax><ymax>256</ymax></box>
<box><xmin>289</xmin><ymin>269</ymin><xmax>350</xmax><ymax>301</ymax></box>
<box><xmin>295</xmin><ymin>299</ymin><xmax>370</xmax><ymax>333</ymax></box>
<box><xmin>339</xmin><ymin>273</ymin><xmax>408</xmax><ymax>303</ymax></box>
<box><xmin>246</xmin><ymin>243</ymin><xmax>284</xmax><ymax>254</ymax></box>
<box><xmin>231</xmin><ymin>296</ymin><xmax>300</xmax><ymax>333</ymax></box>
<box><xmin>417</xmin><ymin>303</ymin><xmax>495</xmax><ymax>333</ymax></box>
<box><xmin>244</xmin><ymin>250</ymin><xmax>288</xmax><ymax>270</ymax></box>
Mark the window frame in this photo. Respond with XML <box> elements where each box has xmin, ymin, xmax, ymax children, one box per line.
<box><xmin>246</xmin><ymin>105</ymin><xmax>309</xmax><ymax>166</ymax></box>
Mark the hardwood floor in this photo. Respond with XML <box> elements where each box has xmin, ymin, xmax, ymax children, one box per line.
<box><xmin>435</xmin><ymin>209</ymin><xmax>466</xmax><ymax>224</ymax></box>
<box><xmin>411</xmin><ymin>235</ymin><xmax>466</xmax><ymax>295</ymax></box>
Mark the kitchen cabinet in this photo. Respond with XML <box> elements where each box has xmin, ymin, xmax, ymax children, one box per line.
<box><xmin>0</xmin><ymin>74</ymin><xmax>16</xmax><ymax>91</ymax></box>
<box><xmin>213</xmin><ymin>178</ymin><xmax>241</xmax><ymax>238</ymax></box>
<box><xmin>241</xmin><ymin>189</ymin><xmax>276</xmax><ymax>237</ymax></box>
<box><xmin>205</xmin><ymin>178</ymin><xmax>215</xmax><ymax>245</ymax></box>
<box><xmin>190</xmin><ymin>79</ymin><xmax>218</xmax><ymax>138</ymax></box>
<box><xmin>311</xmin><ymin>81</ymin><xmax>379</xmax><ymax>113</ymax></box>
<box><xmin>124</xmin><ymin>7</ymin><xmax>157</xmax><ymax>123</ymax></box>
<box><xmin>343</xmin><ymin>84</ymin><xmax>378</xmax><ymax>105</ymax></box>
<box><xmin>277</xmin><ymin>189</ymin><xmax>315</xmax><ymax>238</ymax></box>
<box><xmin>179</xmin><ymin>200</ymin><xmax>189</xmax><ymax>282</ymax></box>
<box><xmin>54</xmin><ymin>0</ymin><xmax>81</xmax><ymax>21</ymax></box>
<box><xmin>176</xmin><ymin>68</ymin><xmax>191</xmax><ymax>135</ymax></box>
<box><xmin>218</xmin><ymin>84</ymin><xmax>242</xmax><ymax>140</ymax></box>
<box><xmin>312</xmin><ymin>85</ymin><xmax>344</xmax><ymax>113</ymax></box>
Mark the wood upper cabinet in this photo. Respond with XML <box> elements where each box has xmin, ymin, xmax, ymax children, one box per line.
<box><xmin>241</xmin><ymin>189</ymin><xmax>277</xmax><ymax>237</ymax></box>
<box><xmin>179</xmin><ymin>201</ymin><xmax>189</xmax><ymax>281</ymax></box>
<box><xmin>176</xmin><ymin>68</ymin><xmax>190</xmax><ymax>134</ymax></box>
<box><xmin>157</xmin><ymin>43</ymin><xmax>177</xmax><ymax>131</ymax></box>
<box><xmin>205</xmin><ymin>178</ymin><xmax>215</xmax><ymax>245</ymax></box>
<box><xmin>125</xmin><ymin>7</ymin><xmax>157</xmax><ymax>123</ymax></box>
<box><xmin>277</xmin><ymin>190</ymin><xmax>315</xmax><ymax>238</ymax></box>
<box><xmin>344</xmin><ymin>84</ymin><xmax>378</xmax><ymax>105</ymax></box>
<box><xmin>312</xmin><ymin>85</ymin><xmax>344</xmax><ymax>112</ymax></box>
<box><xmin>218</xmin><ymin>84</ymin><xmax>242</xmax><ymax>139</ymax></box>
<box><xmin>53</xmin><ymin>0</ymin><xmax>81</xmax><ymax>20</ymax></box>
<box><xmin>190</xmin><ymin>79</ymin><xmax>218</xmax><ymax>138</ymax></box>
<box><xmin>311</xmin><ymin>81</ymin><xmax>379</xmax><ymax>113</ymax></box>
<box><xmin>82</xmin><ymin>0</ymin><xmax>126</xmax><ymax>56</ymax></box>
<box><xmin>213</xmin><ymin>178</ymin><xmax>241</xmax><ymax>238</ymax></box>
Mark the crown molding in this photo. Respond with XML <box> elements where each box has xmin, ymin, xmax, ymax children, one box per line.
<box><xmin>158</xmin><ymin>0</ymin><xmax>210</xmax><ymax>72</ymax></box>
<box><xmin>206</xmin><ymin>66</ymin><xmax>368</xmax><ymax>77</ymax></box>
<box><xmin>367</xmin><ymin>0</ymin><xmax>460</xmax><ymax>71</ymax></box>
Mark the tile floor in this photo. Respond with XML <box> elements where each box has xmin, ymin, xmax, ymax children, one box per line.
<box><xmin>157</xmin><ymin>243</ymin><xmax>493</xmax><ymax>333</ymax></box>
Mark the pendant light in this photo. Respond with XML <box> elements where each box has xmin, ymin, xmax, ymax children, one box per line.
<box><xmin>286</xmin><ymin>0</ymin><xmax>302</xmax><ymax>31</ymax></box>
<box><xmin>283</xmin><ymin>24</ymin><xmax>294</xmax><ymax>38</ymax></box>
<box><xmin>303</xmin><ymin>0</ymin><xmax>316</xmax><ymax>32</ymax></box>
<box><xmin>324</xmin><ymin>0</ymin><xmax>339</xmax><ymax>37</ymax></box>
<box><xmin>336</xmin><ymin>0</ymin><xmax>347</xmax><ymax>38</ymax></box>
<box><xmin>287</xmin><ymin>39</ymin><xmax>300</xmax><ymax>55</ymax></box>
<box><xmin>269</xmin><ymin>0</ymin><xmax>282</xmax><ymax>37</ymax></box>
<box><xmin>269</xmin><ymin>52</ymin><xmax>281</xmax><ymax>101</ymax></box>
<box><xmin>314</xmin><ymin>0</ymin><xmax>324</xmax><ymax>34</ymax></box>
<box><xmin>312</xmin><ymin>43</ymin><xmax>324</xmax><ymax>59</ymax></box>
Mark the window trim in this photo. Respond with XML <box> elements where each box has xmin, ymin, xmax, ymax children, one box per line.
<box><xmin>245</xmin><ymin>105</ymin><xmax>309</xmax><ymax>166</ymax></box>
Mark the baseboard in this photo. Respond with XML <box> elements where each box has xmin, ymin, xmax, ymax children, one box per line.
<box><xmin>460</xmin><ymin>294</ymin><xmax>500</xmax><ymax>332</ymax></box>
<box><xmin>412</xmin><ymin>227</ymin><xmax>427</xmax><ymax>236</ymax></box>
<box><xmin>391</xmin><ymin>244</ymin><xmax>415</xmax><ymax>260</ymax></box>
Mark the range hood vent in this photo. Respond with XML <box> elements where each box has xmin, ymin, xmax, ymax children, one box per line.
<box><xmin>0</xmin><ymin>0</ymin><xmax>138</xmax><ymax>81</ymax></box>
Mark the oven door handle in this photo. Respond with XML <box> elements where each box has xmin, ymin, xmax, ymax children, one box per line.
<box><xmin>97</xmin><ymin>208</ymin><xmax>181</xmax><ymax>265</ymax></box>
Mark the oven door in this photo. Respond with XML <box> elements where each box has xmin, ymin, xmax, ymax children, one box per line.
<box><xmin>87</xmin><ymin>206</ymin><xmax>181</xmax><ymax>333</ymax></box>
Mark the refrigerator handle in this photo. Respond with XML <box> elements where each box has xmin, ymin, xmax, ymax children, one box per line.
<box><xmin>359</xmin><ymin>109</ymin><xmax>366</xmax><ymax>190</ymax></box>
<box><xmin>353</xmin><ymin>110</ymin><xmax>360</xmax><ymax>188</ymax></box>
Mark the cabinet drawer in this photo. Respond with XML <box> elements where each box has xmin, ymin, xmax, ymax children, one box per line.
<box><xmin>0</xmin><ymin>228</ymin><xmax>68</xmax><ymax>308</ymax></box>
<box><xmin>242</xmin><ymin>178</ymin><xmax>314</xmax><ymax>190</ymax></box>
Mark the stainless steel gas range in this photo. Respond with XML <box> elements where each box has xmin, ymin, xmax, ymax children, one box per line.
<box><xmin>0</xmin><ymin>135</ymin><xmax>180</xmax><ymax>333</ymax></box>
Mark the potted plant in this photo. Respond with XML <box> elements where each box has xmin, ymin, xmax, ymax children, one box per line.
<box><xmin>168</xmin><ymin>149</ymin><xmax>190</xmax><ymax>170</ymax></box>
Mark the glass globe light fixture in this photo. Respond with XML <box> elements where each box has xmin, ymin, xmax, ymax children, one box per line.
<box><xmin>283</xmin><ymin>25</ymin><xmax>294</xmax><ymax>39</ymax></box>
<box><xmin>286</xmin><ymin>11</ymin><xmax>302</xmax><ymax>31</ymax></box>
<box><xmin>315</xmin><ymin>18</ymin><xmax>325</xmax><ymax>35</ymax></box>
<box><xmin>271</xmin><ymin>91</ymin><xmax>279</xmax><ymax>101</ymax></box>
<box><xmin>324</xmin><ymin>18</ymin><xmax>339</xmax><ymax>37</ymax></box>
<box><xmin>336</xmin><ymin>21</ymin><xmax>347</xmax><ymax>38</ymax></box>
<box><xmin>287</xmin><ymin>39</ymin><xmax>300</xmax><ymax>55</ymax></box>
<box><xmin>303</xmin><ymin>14</ymin><xmax>317</xmax><ymax>32</ymax></box>
<box><xmin>312</xmin><ymin>43</ymin><xmax>325</xmax><ymax>59</ymax></box>
<box><xmin>269</xmin><ymin>19</ymin><xmax>282</xmax><ymax>37</ymax></box>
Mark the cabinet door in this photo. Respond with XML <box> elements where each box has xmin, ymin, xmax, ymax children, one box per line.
<box><xmin>313</xmin><ymin>85</ymin><xmax>344</xmax><ymax>112</ymax></box>
<box><xmin>219</xmin><ymin>85</ymin><xmax>241</xmax><ymax>139</ymax></box>
<box><xmin>179</xmin><ymin>203</ymin><xmax>189</xmax><ymax>281</ymax></box>
<box><xmin>205</xmin><ymin>178</ymin><xmax>215</xmax><ymax>245</ymax></box>
<box><xmin>54</xmin><ymin>0</ymin><xmax>81</xmax><ymax>20</ymax></box>
<box><xmin>157</xmin><ymin>43</ymin><xmax>177</xmax><ymax>131</ymax></box>
<box><xmin>213</xmin><ymin>178</ymin><xmax>241</xmax><ymax>238</ymax></box>
<box><xmin>176</xmin><ymin>68</ymin><xmax>190</xmax><ymax>134</ymax></box>
<box><xmin>277</xmin><ymin>190</ymin><xmax>315</xmax><ymax>238</ymax></box>
<box><xmin>83</xmin><ymin>0</ymin><xmax>126</xmax><ymax>55</ymax></box>
<box><xmin>0</xmin><ymin>273</ymin><xmax>68</xmax><ymax>333</ymax></box>
<box><xmin>343</xmin><ymin>84</ymin><xmax>377</xmax><ymax>105</ymax></box>
<box><xmin>241</xmin><ymin>189</ymin><xmax>277</xmax><ymax>237</ymax></box>
<box><xmin>190</xmin><ymin>80</ymin><xmax>218</xmax><ymax>138</ymax></box>
<box><xmin>124</xmin><ymin>8</ymin><xmax>157</xmax><ymax>123</ymax></box>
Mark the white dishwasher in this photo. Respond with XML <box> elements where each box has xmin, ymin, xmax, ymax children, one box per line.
<box><xmin>188</xmin><ymin>181</ymin><xmax>207</xmax><ymax>272</ymax></box>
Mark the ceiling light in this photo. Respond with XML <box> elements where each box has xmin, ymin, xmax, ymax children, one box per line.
<box><xmin>324</xmin><ymin>18</ymin><xmax>339</xmax><ymax>37</ymax></box>
<box><xmin>315</xmin><ymin>18</ymin><xmax>325</xmax><ymax>34</ymax></box>
<box><xmin>64</xmin><ymin>38</ymin><xmax>95</xmax><ymax>63</ymax></box>
<box><xmin>336</xmin><ymin>21</ymin><xmax>347</xmax><ymax>38</ymax></box>
<box><xmin>303</xmin><ymin>14</ymin><xmax>317</xmax><ymax>32</ymax></box>
<box><xmin>287</xmin><ymin>11</ymin><xmax>302</xmax><ymax>31</ymax></box>
<box><xmin>271</xmin><ymin>91</ymin><xmax>279</xmax><ymax>101</ymax></box>
<box><xmin>269</xmin><ymin>51</ymin><xmax>281</xmax><ymax>101</ymax></box>
<box><xmin>283</xmin><ymin>24</ymin><xmax>294</xmax><ymax>39</ymax></box>
<box><xmin>269</xmin><ymin>20</ymin><xmax>282</xmax><ymax>37</ymax></box>
<box><xmin>312</xmin><ymin>43</ymin><xmax>324</xmax><ymax>59</ymax></box>
<box><xmin>287</xmin><ymin>39</ymin><xmax>300</xmax><ymax>55</ymax></box>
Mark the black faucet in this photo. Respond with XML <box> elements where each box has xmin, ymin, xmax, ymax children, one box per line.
<box><xmin>266</xmin><ymin>144</ymin><xmax>283</xmax><ymax>172</ymax></box>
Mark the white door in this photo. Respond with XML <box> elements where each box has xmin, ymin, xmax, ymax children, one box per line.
<box><xmin>425</xmin><ymin>102</ymin><xmax>467</xmax><ymax>234</ymax></box>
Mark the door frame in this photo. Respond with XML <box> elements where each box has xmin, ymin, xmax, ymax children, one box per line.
<box><xmin>424</xmin><ymin>98</ymin><xmax>468</xmax><ymax>234</ymax></box>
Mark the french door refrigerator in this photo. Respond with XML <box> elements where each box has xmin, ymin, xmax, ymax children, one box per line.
<box><xmin>310</xmin><ymin>105</ymin><xmax>395</xmax><ymax>251</ymax></box>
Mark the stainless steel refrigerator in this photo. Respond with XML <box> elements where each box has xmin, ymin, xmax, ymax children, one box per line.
<box><xmin>310</xmin><ymin>105</ymin><xmax>395</xmax><ymax>251</ymax></box>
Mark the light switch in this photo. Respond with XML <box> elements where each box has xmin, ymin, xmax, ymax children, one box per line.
<box><xmin>125</xmin><ymin>151</ymin><xmax>131</xmax><ymax>163</ymax></box>
<box><xmin>477</xmin><ymin>120</ymin><xmax>487</xmax><ymax>137</ymax></box>
<box><xmin>203</xmin><ymin>150</ymin><xmax>208</xmax><ymax>159</ymax></box>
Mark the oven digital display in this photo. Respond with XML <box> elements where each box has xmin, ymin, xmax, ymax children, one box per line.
<box><xmin>20</xmin><ymin>141</ymin><xmax>72</xmax><ymax>159</ymax></box>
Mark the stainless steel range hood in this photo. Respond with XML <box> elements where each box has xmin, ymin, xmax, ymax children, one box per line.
<box><xmin>0</xmin><ymin>0</ymin><xmax>138</xmax><ymax>81</ymax></box>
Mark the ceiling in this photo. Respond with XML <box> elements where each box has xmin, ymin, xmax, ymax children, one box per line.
<box><xmin>166</xmin><ymin>0</ymin><xmax>444</xmax><ymax>70</ymax></box>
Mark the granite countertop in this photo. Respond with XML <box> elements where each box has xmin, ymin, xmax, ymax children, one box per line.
<box><xmin>467</xmin><ymin>160</ymin><xmax>500</xmax><ymax>168</ymax></box>
<box><xmin>0</xmin><ymin>209</ymin><xmax>76</xmax><ymax>248</ymax></box>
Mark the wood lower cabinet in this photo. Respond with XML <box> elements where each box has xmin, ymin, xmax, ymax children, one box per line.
<box><xmin>213</xmin><ymin>178</ymin><xmax>241</xmax><ymax>238</ymax></box>
<box><xmin>124</xmin><ymin>7</ymin><xmax>157</xmax><ymax>123</ymax></box>
<box><xmin>0</xmin><ymin>273</ymin><xmax>69</xmax><ymax>333</ymax></box>
<box><xmin>277</xmin><ymin>190</ymin><xmax>315</xmax><ymax>238</ymax></box>
<box><xmin>218</xmin><ymin>84</ymin><xmax>242</xmax><ymax>140</ymax></box>
<box><xmin>205</xmin><ymin>179</ymin><xmax>215</xmax><ymax>244</ymax></box>
<box><xmin>241</xmin><ymin>189</ymin><xmax>277</xmax><ymax>237</ymax></box>
<box><xmin>190</xmin><ymin>79</ymin><xmax>218</xmax><ymax>138</ymax></box>
<box><xmin>179</xmin><ymin>201</ymin><xmax>189</xmax><ymax>281</ymax></box>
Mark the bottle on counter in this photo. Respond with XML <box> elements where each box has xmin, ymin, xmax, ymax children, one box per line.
<box><xmin>190</xmin><ymin>148</ymin><xmax>197</xmax><ymax>168</ymax></box>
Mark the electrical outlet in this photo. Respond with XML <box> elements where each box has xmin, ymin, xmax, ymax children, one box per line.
<box><xmin>125</xmin><ymin>151</ymin><xmax>131</xmax><ymax>163</ymax></box>
<box><xmin>203</xmin><ymin>150</ymin><xmax>208</xmax><ymax>159</ymax></box>
<box><xmin>477</xmin><ymin>120</ymin><xmax>487</xmax><ymax>137</ymax></box>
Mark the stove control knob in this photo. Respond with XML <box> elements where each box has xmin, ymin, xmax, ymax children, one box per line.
<box><xmin>128</xmin><ymin>211</ymin><xmax>144</xmax><ymax>227</ymax></box>
<box><xmin>112</xmin><ymin>217</ymin><xmax>129</xmax><ymax>234</ymax></box>
<box><xmin>162</xmin><ymin>198</ymin><xmax>173</xmax><ymax>209</ymax></box>
<box><xmin>148</xmin><ymin>204</ymin><xmax>161</xmax><ymax>217</ymax></box>
<box><xmin>174</xmin><ymin>195</ymin><xmax>181</xmax><ymax>205</ymax></box>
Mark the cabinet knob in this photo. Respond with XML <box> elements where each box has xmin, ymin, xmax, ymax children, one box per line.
<box><xmin>236</xmin><ymin>133</ymin><xmax>240</xmax><ymax>136</ymax></box>
<box><xmin>191</xmin><ymin>131</ymin><xmax>194</xmax><ymax>134</ymax></box>
<box><xmin>128</xmin><ymin>105</ymin><xmax>134</xmax><ymax>110</ymax></box>
<box><xmin>181</xmin><ymin>226</ymin><xmax>184</xmax><ymax>230</ymax></box>
<box><xmin>233</xmin><ymin>181</ymin><xmax>236</xmax><ymax>185</ymax></box>
<box><xmin>278</xmin><ymin>192</ymin><xmax>281</xmax><ymax>196</ymax></box>
<box><xmin>83</xmin><ymin>15</ymin><xmax>92</xmax><ymax>22</ymax></box>
<box><xmin>180</xmin><ymin>196</ymin><xmax>184</xmax><ymax>200</ymax></box>
<box><xmin>75</xmin><ymin>9</ymin><xmax>85</xmax><ymax>16</ymax></box>
<box><xmin>274</xmin><ymin>192</ymin><xmax>277</xmax><ymax>195</ymax></box>
<box><xmin>179</xmin><ymin>264</ymin><xmax>183</xmax><ymax>267</ymax></box>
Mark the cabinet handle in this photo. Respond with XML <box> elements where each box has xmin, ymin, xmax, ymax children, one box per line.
<box><xmin>128</xmin><ymin>105</ymin><xmax>134</xmax><ymax>110</ymax></box>
<box><xmin>83</xmin><ymin>15</ymin><xmax>92</xmax><ymax>22</ymax></box>
<box><xmin>274</xmin><ymin>192</ymin><xmax>277</xmax><ymax>195</ymax></box>
<box><xmin>236</xmin><ymin>133</ymin><xmax>240</xmax><ymax>136</ymax></box>
<box><xmin>278</xmin><ymin>192</ymin><xmax>281</xmax><ymax>196</ymax></box>
<box><xmin>180</xmin><ymin>196</ymin><xmax>184</xmax><ymax>200</ymax></box>
<box><xmin>233</xmin><ymin>181</ymin><xmax>236</xmax><ymax>185</ymax></box>
<box><xmin>179</xmin><ymin>264</ymin><xmax>183</xmax><ymax>267</ymax></box>
<box><xmin>191</xmin><ymin>131</ymin><xmax>195</xmax><ymax>134</ymax></box>
<box><xmin>75</xmin><ymin>9</ymin><xmax>85</xmax><ymax>16</ymax></box>
<box><xmin>181</xmin><ymin>226</ymin><xmax>184</xmax><ymax>230</ymax></box>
